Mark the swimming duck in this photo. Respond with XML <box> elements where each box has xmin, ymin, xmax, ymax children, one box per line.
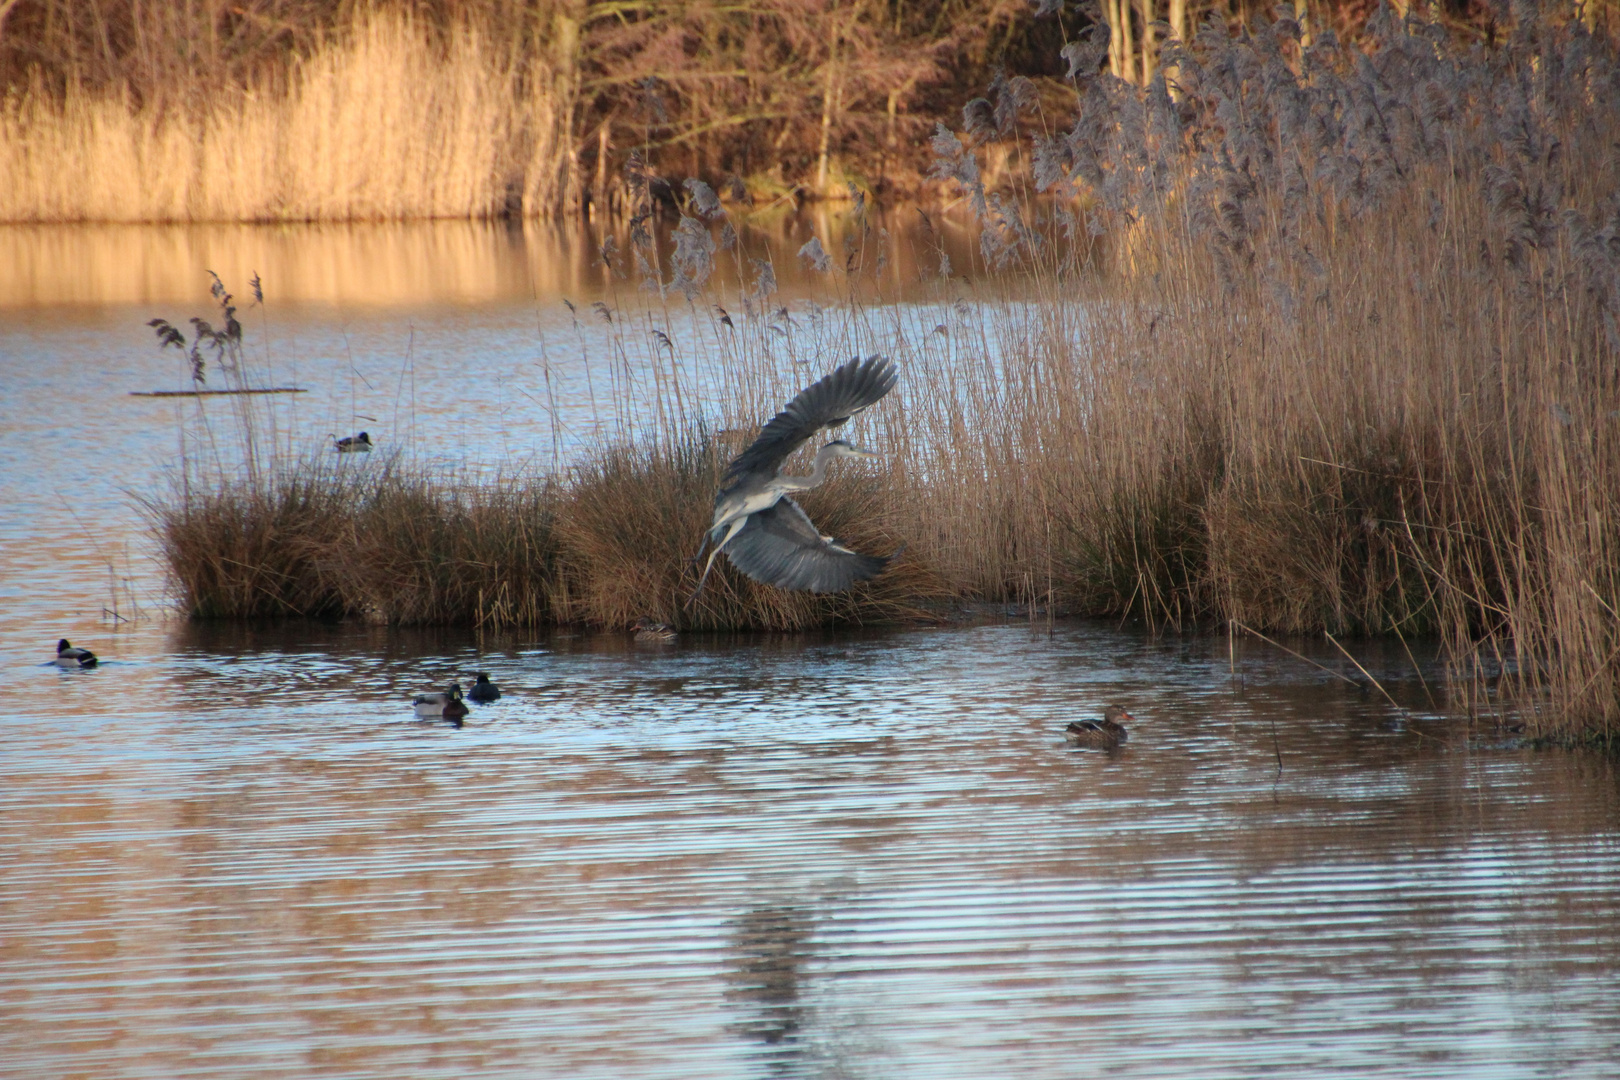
<box><xmin>1065</xmin><ymin>705</ymin><xmax>1134</xmax><ymax>748</ymax></box>
<box><xmin>632</xmin><ymin>618</ymin><xmax>678</xmax><ymax>643</ymax></box>
<box><xmin>335</xmin><ymin>431</ymin><xmax>373</xmax><ymax>452</ymax></box>
<box><xmin>54</xmin><ymin>639</ymin><xmax>98</xmax><ymax>668</ymax></box>
<box><xmin>413</xmin><ymin>682</ymin><xmax>469</xmax><ymax>720</ymax></box>
<box><xmin>466</xmin><ymin>673</ymin><xmax>501</xmax><ymax>702</ymax></box>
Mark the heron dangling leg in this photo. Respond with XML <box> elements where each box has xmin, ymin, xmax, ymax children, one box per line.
<box><xmin>687</xmin><ymin>516</ymin><xmax>749</xmax><ymax>605</ymax></box>
<box><xmin>687</xmin><ymin>532</ymin><xmax>710</xmax><ymax>568</ymax></box>
<box><xmin>688</xmin><ymin>549</ymin><xmax>724</xmax><ymax>605</ymax></box>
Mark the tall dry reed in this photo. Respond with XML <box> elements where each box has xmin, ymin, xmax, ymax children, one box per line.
<box><xmin>0</xmin><ymin>11</ymin><xmax>570</xmax><ymax>222</ymax></box>
<box><xmin>913</xmin><ymin>3</ymin><xmax>1620</xmax><ymax>737</ymax></box>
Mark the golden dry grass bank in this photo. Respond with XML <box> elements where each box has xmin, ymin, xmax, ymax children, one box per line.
<box><xmin>0</xmin><ymin>12</ymin><xmax>570</xmax><ymax>222</ymax></box>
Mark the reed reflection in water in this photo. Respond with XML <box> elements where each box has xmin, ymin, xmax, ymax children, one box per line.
<box><xmin>0</xmin><ymin>212</ymin><xmax>968</xmax><ymax>308</ymax></box>
<box><xmin>2</xmin><ymin>619</ymin><xmax>1619</xmax><ymax>1079</ymax></box>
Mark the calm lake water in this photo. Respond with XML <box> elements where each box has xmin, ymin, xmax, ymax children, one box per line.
<box><xmin>3</xmin><ymin>220</ymin><xmax>1619</xmax><ymax>1079</ymax></box>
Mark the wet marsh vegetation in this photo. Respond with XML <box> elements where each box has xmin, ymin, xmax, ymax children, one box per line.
<box><xmin>147</xmin><ymin>4</ymin><xmax>1619</xmax><ymax>741</ymax></box>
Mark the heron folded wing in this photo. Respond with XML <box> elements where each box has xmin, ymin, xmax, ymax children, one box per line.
<box><xmin>723</xmin><ymin>497</ymin><xmax>893</xmax><ymax>593</ymax></box>
<box><xmin>721</xmin><ymin>355</ymin><xmax>898</xmax><ymax>485</ymax></box>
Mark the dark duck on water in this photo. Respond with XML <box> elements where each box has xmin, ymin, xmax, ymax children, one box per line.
<box><xmin>54</xmin><ymin>639</ymin><xmax>98</xmax><ymax>668</ymax></box>
<box><xmin>466</xmin><ymin>673</ymin><xmax>501</xmax><ymax>702</ymax></box>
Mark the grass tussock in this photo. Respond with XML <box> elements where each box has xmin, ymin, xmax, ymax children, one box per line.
<box><xmin>149</xmin><ymin>468</ymin><xmax>356</xmax><ymax>619</ymax></box>
<box><xmin>341</xmin><ymin>472</ymin><xmax>563</xmax><ymax>628</ymax></box>
<box><xmin>157</xmin><ymin>434</ymin><xmax>945</xmax><ymax>633</ymax></box>
<box><xmin>557</xmin><ymin>436</ymin><xmax>945</xmax><ymax>630</ymax></box>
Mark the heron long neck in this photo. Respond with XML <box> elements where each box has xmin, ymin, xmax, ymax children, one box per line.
<box><xmin>775</xmin><ymin>444</ymin><xmax>840</xmax><ymax>493</ymax></box>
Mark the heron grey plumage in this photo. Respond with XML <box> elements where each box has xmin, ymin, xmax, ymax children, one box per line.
<box><xmin>691</xmin><ymin>355</ymin><xmax>900</xmax><ymax>599</ymax></box>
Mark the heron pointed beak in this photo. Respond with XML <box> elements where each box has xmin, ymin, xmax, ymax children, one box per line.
<box><xmin>845</xmin><ymin>445</ymin><xmax>881</xmax><ymax>460</ymax></box>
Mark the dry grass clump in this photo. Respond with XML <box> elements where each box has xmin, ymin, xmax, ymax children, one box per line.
<box><xmin>337</xmin><ymin>472</ymin><xmax>563</xmax><ymax>627</ymax></box>
<box><xmin>148</xmin><ymin>468</ymin><xmax>357</xmax><ymax>619</ymax></box>
<box><xmin>552</xmin><ymin>436</ymin><xmax>719</xmax><ymax>629</ymax></box>
<box><xmin>555</xmin><ymin>432</ymin><xmax>943</xmax><ymax>631</ymax></box>
<box><xmin>158</xmin><ymin>433</ymin><xmax>943</xmax><ymax>632</ymax></box>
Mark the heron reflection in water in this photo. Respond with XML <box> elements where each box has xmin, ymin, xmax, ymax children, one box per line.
<box><xmin>691</xmin><ymin>355</ymin><xmax>901</xmax><ymax>601</ymax></box>
<box><xmin>724</xmin><ymin>904</ymin><xmax>814</xmax><ymax>1060</ymax></box>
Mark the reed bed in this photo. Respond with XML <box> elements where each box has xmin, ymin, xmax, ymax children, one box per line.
<box><xmin>910</xmin><ymin>3</ymin><xmax>1620</xmax><ymax>737</ymax></box>
<box><xmin>150</xmin><ymin>3</ymin><xmax>1618</xmax><ymax>740</ymax></box>
<box><xmin>0</xmin><ymin>11</ymin><xmax>568</xmax><ymax>222</ymax></box>
<box><xmin>0</xmin><ymin>0</ymin><xmax>1064</xmax><ymax>222</ymax></box>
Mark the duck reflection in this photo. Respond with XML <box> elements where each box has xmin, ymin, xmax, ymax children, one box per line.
<box><xmin>723</xmin><ymin>903</ymin><xmax>814</xmax><ymax>1071</ymax></box>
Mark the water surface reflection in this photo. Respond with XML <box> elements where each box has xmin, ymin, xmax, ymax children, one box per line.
<box><xmin>3</xmin><ymin>619</ymin><xmax>1618</xmax><ymax>1079</ymax></box>
<box><xmin>0</xmin><ymin>211</ymin><xmax>970</xmax><ymax>308</ymax></box>
<box><xmin>725</xmin><ymin>903</ymin><xmax>815</xmax><ymax>1070</ymax></box>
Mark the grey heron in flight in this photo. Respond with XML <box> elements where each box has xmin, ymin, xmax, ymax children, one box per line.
<box><xmin>691</xmin><ymin>355</ymin><xmax>900</xmax><ymax>600</ymax></box>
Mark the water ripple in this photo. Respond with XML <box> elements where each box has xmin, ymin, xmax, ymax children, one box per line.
<box><xmin>4</xmin><ymin>621</ymin><xmax>1619</xmax><ymax>1079</ymax></box>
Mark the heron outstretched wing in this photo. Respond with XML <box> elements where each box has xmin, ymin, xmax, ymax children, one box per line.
<box><xmin>723</xmin><ymin>497</ymin><xmax>895</xmax><ymax>593</ymax></box>
<box><xmin>722</xmin><ymin>355</ymin><xmax>898</xmax><ymax>486</ymax></box>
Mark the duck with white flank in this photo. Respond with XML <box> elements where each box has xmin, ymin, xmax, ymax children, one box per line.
<box><xmin>466</xmin><ymin>673</ymin><xmax>501</xmax><ymax>702</ymax></box>
<box><xmin>335</xmin><ymin>431</ymin><xmax>373</xmax><ymax>452</ymax></box>
<box><xmin>1065</xmin><ymin>705</ymin><xmax>1135</xmax><ymax>748</ymax></box>
<box><xmin>691</xmin><ymin>355</ymin><xmax>901</xmax><ymax>600</ymax></box>
<box><xmin>54</xmin><ymin>639</ymin><xmax>98</xmax><ymax>668</ymax></box>
<box><xmin>413</xmin><ymin>682</ymin><xmax>469</xmax><ymax>721</ymax></box>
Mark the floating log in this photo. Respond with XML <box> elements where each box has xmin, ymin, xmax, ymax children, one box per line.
<box><xmin>130</xmin><ymin>387</ymin><xmax>308</xmax><ymax>397</ymax></box>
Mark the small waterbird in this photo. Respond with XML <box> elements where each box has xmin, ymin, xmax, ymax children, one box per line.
<box><xmin>413</xmin><ymin>682</ymin><xmax>469</xmax><ymax>721</ymax></box>
<box><xmin>691</xmin><ymin>355</ymin><xmax>901</xmax><ymax>600</ymax></box>
<box><xmin>632</xmin><ymin>618</ymin><xmax>678</xmax><ymax>643</ymax></box>
<box><xmin>54</xmin><ymin>639</ymin><xmax>98</xmax><ymax>668</ymax></box>
<box><xmin>1065</xmin><ymin>705</ymin><xmax>1134</xmax><ymax>748</ymax></box>
<box><xmin>335</xmin><ymin>431</ymin><xmax>373</xmax><ymax>452</ymax></box>
<box><xmin>466</xmin><ymin>673</ymin><xmax>501</xmax><ymax>703</ymax></box>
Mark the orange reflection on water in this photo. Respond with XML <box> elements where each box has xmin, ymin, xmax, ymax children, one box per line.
<box><xmin>0</xmin><ymin>210</ymin><xmax>969</xmax><ymax>308</ymax></box>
